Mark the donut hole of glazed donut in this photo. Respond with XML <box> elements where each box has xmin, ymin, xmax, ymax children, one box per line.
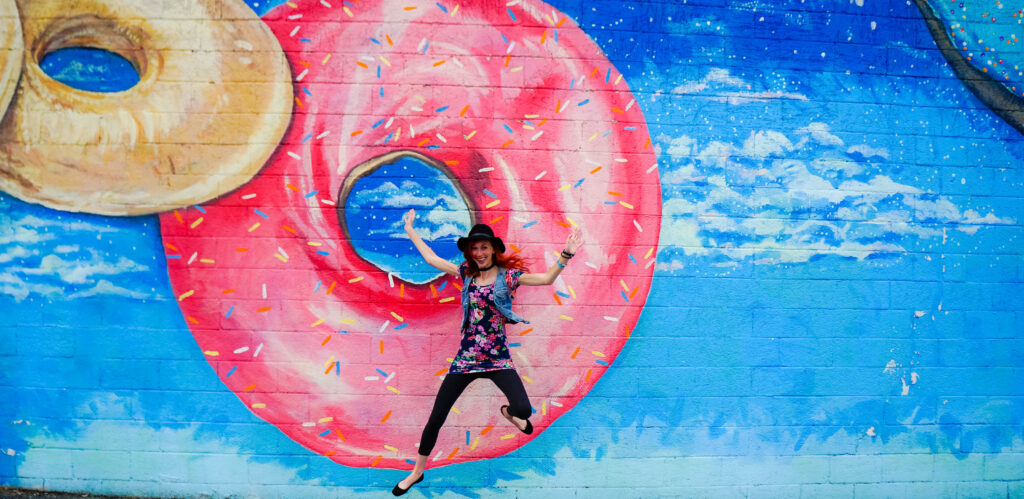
<box><xmin>338</xmin><ymin>150</ymin><xmax>474</xmax><ymax>285</ymax></box>
<box><xmin>31</xmin><ymin>15</ymin><xmax>149</xmax><ymax>95</ymax></box>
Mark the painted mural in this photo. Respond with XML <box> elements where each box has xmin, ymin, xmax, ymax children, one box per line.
<box><xmin>1</xmin><ymin>0</ymin><xmax>1022</xmax><ymax>497</ymax></box>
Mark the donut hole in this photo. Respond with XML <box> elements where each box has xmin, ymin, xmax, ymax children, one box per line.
<box><xmin>33</xmin><ymin>15</ymin><xmax>146</xmax><ymax>93</ymax></box>
<box><xmin>339</xmin><ymin>150</ymin><xmax>472</xmax><ymax>284</ymax></box>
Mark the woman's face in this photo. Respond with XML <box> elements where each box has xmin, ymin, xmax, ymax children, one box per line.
<box><xmin>469</xmin><ymin>240</ymin><xmax>494</xmax><ymax>268</ymax></box>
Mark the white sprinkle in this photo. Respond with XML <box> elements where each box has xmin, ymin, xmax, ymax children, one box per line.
<box><xmin>614</xmin><ymin>158</ymin><xmax>627</xmax><ymax>163</ymax></box>
<box><xmin>585</xmin><ymin>159</ymin><xmax>601</xmax><ymax>166</ymax></box>
<box><xmin>550</xmin><ymin>401</ymin><xmax>563</xmax><ymax>407</ymax></box>
<box><xmin>534</xmin><ymin>171</ymin><xmax>547</xmax><ymax>180</ymax></box>
<box><xmin>262</xmin><ymin>284</ymin><xmax>267</xmax><ymax>299</ymax></box>
<box><xmin>235</xmin><ymin>40</ymin><xmax>254</xmax><ymax>50</ymax></box>
<box><xmin>287</xmin><ymin>151</ymin><xmax>302</xmax><ymax>160</ymax></box>
<box><xmin>365</xmin><ymin>376</ymin><xmax>380</xmax><ymax>381</ymax></box>
<box><xmin>321</xmin><ymin>199</ymin><xmax>336</xmax><ymax>206</ymax></box>
<box><xmin>558</xmin><ymin>101</ymin><xmax>569</xmax><ymax>113</ymax></box>
<box><xmin>316</xmin><ymin>130</ymin><xmax>331</xmax><ymax>139</ymax></box>
<box><xmin>409</xmin><ymin>124</ymin><xmax>416</xmax><ymax>138</ymax></box>
<box><xmin>625</xmin><ymin>98</ymin><xmax>635</xmax><ymax>111</ymax></box>
<box><xmin>416</xmin><ymin>38</ymin><xmax>428</xmax><ymax>52</ymax></box>
<box><xmin>287</xmin><ymin>14</ymin><xmax>303</xmax><ymax>20</ymax></box>
<box><xmin>646</xmin><ymin>163</ymin><xmax>658</xmax><ymax>174</ymax></box>
<box><xmin>436</xmin><ymin>133</ymin><xmax>447</xmax><ymax>143</ymax></box>
<box><xmin>186</xmin><ymin>252</ymin><xmax>197</xmax><ymax>265</ymax></box>
<box><xmin>241</xmin><ymin>193</ymin><xmax>257</xmax><ymax>200</ymax></box>
<box><xmin>289</xmin><ymin>26</ymin><xmax>300</xmax><ymax>37</ymax></box>
<box><xmin>277</xmin><ymin>247</ymin><xmax>289</xmax><ymax>260</ymax></box>
<box><xmin>302</xmin><ymin>422</ymin><xmax>315</xmax><ymax>427</ymax></box>
<box><xmin>379</xmin><ymin>320</ymin><xmax>390</xmax><ymax>333</ymax></box>
<box><xmin>603</xmin><ymin>316</ymin><xmax>619</xmax><ymax>322</ymax></box>
<box><xmin>506</xmin><ymin>41</ymin><xmax>516</xmax><ymax>54</ymax></box>
<box><xmin>385</xmin><ymin>372</ymin><xmax>395</xmax><ymax>383</ymax></box>
<box><xmin>387</xmin><ymin>273</ymin><xmax>395</xmax><ymax>288</ymax></box>
<box><xmin>585</xmin><ymin>262</ymin><xmax>598</xmax><ymax>270</ymax></box>
<box><xmin>320</xmin><ymin>0</ymin><xmax>332</xmax><ymax>6</ymax></box>
<box><xmin>451</xmin><ymin>57</ymin><xmax>464</xmax><ymax>68</ymax></box>
<box><xmin>633</xmin><ymin>220</ymin><xmax>643</xmax><ymax>232</ymax></box>
<box><xmin>645</xmin><ymin>259</ymin><xmax>656</xmax><ymax>269</ymax></box>
<box><xmin>479</xmin><ymin>167</ymin><xmax>495</xmax><ymax>172</ymax></box>
<box><xmin>385</xmin><ymin>117</ymin><xmax>394</xmax><ymax>129</ymax></box>
<box><xmin>234</xmin><ymin>346</ymin><xmax>250</xmax><ymax>354</ymax></box>
<box><xmin>531</xmin><ymin>131</ymin><xmax>544</xmax><ymax>141</ymax></box>
<box><xmin>254</xmin><ymin>343</ymin><xmax>264</xmax><ymax>357</ymax></box>
<box><xmin>296</xmin><ymin>69</ymin><xmax>309</xmax><ymax>82</ymax></box>
<box><xmin>360</xmin><ymin>55</ymin><xmax>375</xmax><ymax>62</ymax></box>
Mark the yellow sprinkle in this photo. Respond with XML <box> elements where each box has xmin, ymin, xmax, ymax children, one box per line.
<box><xmin>343</xmin><ymin>6</ymin><xmax>353</xmax><ymax>17</ymax></box>
<box><xmin>285</xmin><ymin>1</ymin><xmax>297</xmax><ymax>7</ymax></box>
<box><xmin>470</xmin><ymin>436</ymin><xmax>480</xmax><ymax>450</ymax></box>
<box><xmin>440</xmin><ymin>297</ymin><xmax>455</xmax><ymax>303</ymax></box>
<box><xmin>380</xmin><ymin>55</ymin><xmax>391</xmax><ymax>67</ymax></box>
<box><xmin>450</xmin><ymin>407</ymin><xmax>461</xmax><ymax>414</ymax></box>
<box><xmin>248</xmin><ymin>223</ymin><xmax>261</xmax><ymax>232</ymax></box>
<box><xmin>252</xmin><ymin>403</ymin><xmax>266</xmax><ymax>409</ymax></box>
<box><xmin>620</xmin><ymin>279</ymin><xmax>630</xmax><ymax>292</ymax></box>
<box><xmin>485</xmin><ymin>199</ymin><xmax>501</xmax><ymax>208</ymax></box>
<box><xmin>557</xmin><ymin>184</ymin><xmax>570</xmax><ymax>191</ymax></box>
<box><xmin>203</xmin><ymin>350</ymin><xmax>219</xmax><ymax>356</ymax></box>
<box><xmin>274</xmin><ymin>254</ymin><xmax>288</xmax><ymax>262</ymax></box>
<box><xmin>619</xmin><ymin>201</ymin><xmax>635</xmax><ymax>209</ymax></box>
<box><xmin>542</xmin><ymin>401</ymin><xmax>547</xmax><ymax>416</ymax></box>
<box><xmin>391</xmin><ymin>312</ymin><xmax>404</xmax><ymax>322</ymax></box>
<box><xmin>559</xmin><ymin>315</ymin><xmax>573</xmax><ymax>321</ymax></box>
<box><xmin>190</xmin><ymin>217</ymin><xmax>204</xmax><ymax>229</ymax></box>
<box><xmin>510</xmin><ymin>66</ymin><xmax>523</xmax><ymax>72</ymax></box>
<box><xmin>323</xmin><ymin>356</ymin><xmax>335</xmax><ymax>367</ymax></box>
<box><xmin>592</xmin><ymin>351</ymin><xmax>606</xmax><ymax>358</ymax></box>
<box><xmin>348</xmin><ymin>276</ymin><xmax>364</xmax><ymax>283</ymax></box>
<box><xmin>566</xmin><ymin>217</ymin><xmax>578</xmax><ymax>227</ymax></box>
<box><xmin>308</xmin><ymin>242</ymin><xmax>323</xmax><ymax>246</ymax></box>
<box><xmin>568</xmin><ymin>286</ymin><xmax>576</xmax><ymax>299</ymax></box>
<box><xmin>451</xmin><ymin>4</ymin><xmax>459</xmax><ymax>15</ymax></box>
<box><xmin>321</xmin><ymin>54</ymin><xmax>332</xmax><ymax>65</ymax></box>
<box><xmin>199</xmin><ymin>258</ymin><xmax>215</xmax><ymax>264</ymax></box>
<box><xmin>615</xmin><ymin>74</ymin><xmax>623</xmax><ymax>84</ymax></box>
<box><xmin>319</xmin><ymin>417</ymin><xmax>334</xmax><ymax>423</ymax></box>
<box><xmin>387</xmin><ymin>386</ymin><xmax>401</xmax><ymax>394</ymax></box>
<box><xmin>177</xmin><ymin>290</ymin><xmax>195</xmax><ymax>301</ymax></box>
<box><xmin>588</xmin><ymin>132</ymin><xmax>599</xmax><ymax>141</ymax></box>
<box><xmin>341</xmin><ymin>318</ymin><xmax>355</xmax><ymax>324</ymax></box>
<box><xmin>384</xmin><ymin>445</ymin><xmax>399</xmax><ymax>452</ymax></box>
<box><xmin>500</xmin><ymin>434</ymin><xmax>515</xmax><ymax>440</ymax></box>
<box><xmin>311</xmin><ymin>318</ymin><xmax>325</xmax><ymax>327</ymax></box>
<box><xmin>464</xmin><ymin>130</ymin><xmax>477</xmax><ymax>140</ymax></box>
<box><xmin>645</xmin><ymin>247</ymin><xmax>655</xmax><ymax>259</ymax></box>
<box><xmin>522</xmin><ymin>376</ymin><xmax>533</xmax><ymax>383</ymax></box>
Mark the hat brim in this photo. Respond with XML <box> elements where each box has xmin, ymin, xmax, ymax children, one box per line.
<box><xmin>457</xmin><ymin>235</ymin><xmax>505</xmax><ymax>253</ymax></box>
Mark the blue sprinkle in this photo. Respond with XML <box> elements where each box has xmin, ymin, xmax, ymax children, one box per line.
<box><xmin>439</xmin><ymin>281</ymin><xmax>448</xmax><ymax>291</ymax></box>
<box><xmin>508</xmin><ymin>342</ymin><xmax>521</xmax><ymax>347</ymax></box>
<box><xmin>523</xmin><ymin>221</ymin><xmax>538</xmax><ymax>228</ymax></box>
<box><xmin>628</xmin><ymin>254</ymin><xmax>638</xmax><ymax>264</ymax></box>
<box><xmin>570</xmin><ymin>78</ymin><xmax>575</xmax><ymax>89</ymax></box>
<box><xmin>376</xmin><ymin>368</ymin><xmax>388</xmax><ymax>377</ymax></box>
<box><xmin>595</xmin><ymin>359</ymin><xmax>610</xmax><ymax>366</ymax></box>
<box><xmin>304</xmin><ymin>190</ymin><xmax>319</xmax><ymax>198</ymax></box>
<box><xmin>573</xmin><ymin>178</ymin><xmax>585</xmax><ymax>188</ymax></box>
<box><xmin>380</xmin><ymin>87</ymin><xmax>384</xmax><ymax>97</ymax></box>
<box><xmin>625</xmin><ymin>126</ymin><xmax>637</xmax><ymax>131</ymax></box>
<box><xmin>226</xmin><ymin>366</ymin><xmax>237</xmax><ymax>378</ymax></box>
<box><xmin>621</xmin><ymin>290</ymin><xmax>629</xmax><ymax>302</ymax></box>
<box><xmin>426</xmin><ymin>145</ymin><xmax>440</xmax><ymax>150</ymax></box>
<box><xmin>421</xmin><ymin>41</ymin><xmax>430</xmax><ymax>54</ymax></box>
<box><xmin>314</xmin><ymin>280</ymin><xmax>322</xmax><ymax>293</ymax></box>
<box><xmin>482</xmin><ymin>189</ymin><xmax>498</xmax><ymax>198</ymax></box>
<box><xmin>602</xmin><ymin>130</ymin><xmax>612</xmax><ymax>137</ymax></box>
<box><xmin>523</xmin><ymin>120</ymin><xmax>536</xmax><ymax>127</ymax></box>
<box><xmin>578</xmin><ymin>99</ymin><xmax>590</xmax><ymax>106</ymax></box>
<box><xmin>604</xmin><ymin>201</ymin><xmax>618</xmax><ymax>205</ymax></box>
<box><xmin>405</xmin><ymin>459</ymin><xmax>417</xmax><ymax>465</ymax></box>
<box><xmin>606</xmin><ymin>68</ymin><xmax>611</xmax><ymax>83</ymax></box>
<box><xmin>466</xmin><ymin>430</ymin><xmax>470</xmax><ymax>445</ymax></box>
<box><xmin>377</xmin><ymin>66</ymin><xmax>381</xmax><ymax>79</ymax></box>
<box><xmin>316</xmin><ymin>250</ymin><xmax>330</xmax><ymax>256</ymax></box>
<box><xmin>554</xmin><ymin>29</ymin><xmax>558</xmax><ymax>42</ymax></box>
<box><xmin>319</xmin><ymin>430</ymin><xmax>331</xmax><ymax>437</ymax></box>
<box><xmin>302</xmin><ymin>87</ymin><xmax>312</xmax><ymax>96</ymax></box>
<box><xmin>300</xmin><ymin>38</ymin><xmax>312</xmax><ymax>43</ymax></box>
<box><xmin>370</xmin><ymin>38</ymin><xmax>382</xmax><ymax>45</ymax></box>
<box><xmin>384</xmin><ymin>131</ymin><xmax>393</xmax><ymax>143</ymax></box>
<box><xmin>343</xmin><ymin>0</ymin><xmax>354</xmax><ymax>5</ymax></box>
<box><xmin>394</xmin><ymin>323</ymin><xmax>408</xmax><ymax>330</ymax></box>
<box><xmin>555</xmin><ymin>291</ymin><xmax>570</xmax><ymax>298</ymax></box>
<box><xmin>337</xmin><ymin>330</ymin><xmax>349</xmax><ymax>335</ymax></box>
<box><xmin>507</xmin><ymin>8</ymin><xmax>517</xmax><ymax>21</ymax></box>
<box><xmin>193</xmin><ymin>204</ymin><xmax>206</xmax><ymax>213</ymax></box>
<box><xmin>503</xmin><ymin>123</ymin><xmax>514</xmax><ymax>134</ymax></box>
<box><xmin>435</xmin><ymin>105</ymin><xmax>450</xmax><ymax>113</ymax></box>
<box><xmin>166</xmin><ymin>254</ymin><xmax>181</xmax><ymax>259</ymax></box>
<box><xmin>436</xmin><ymin>2</ymin><xmax>448</xmax><ymax>13</ymax></box>
<box><xmin>501</xmin><ymin>33</ymin><xmax>509</xmax><ymax>44</ymax></box>
<box><xmin>336</xmin><ymin>361</ymin><xmax>340</xmax><ymax>375</ymax></box>
<box><xmin>253</xmin><ymin>208</ymin><xmax>269</xmax><ymax>219</ymax></box>
<box><xmin>301</xmin><ymin>133</ymin><xmax>313</xmax><ymax>144</ymax></box>
<box><xmin>372</xmin><ymin>118</ymin><xmax>386</xmax><ymax>129</ymax></box>
<box><xmin>226</xmin><ymin>306</ymin><xmax>235</xmax><ymax>318</ymax></box>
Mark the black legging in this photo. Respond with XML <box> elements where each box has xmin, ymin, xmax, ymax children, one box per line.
<box><xmin>418</xmin><ymin>369</ymin><xmax>532</xmax><ymax>456</ymax></box>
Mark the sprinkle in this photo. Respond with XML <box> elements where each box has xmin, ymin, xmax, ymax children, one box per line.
<box><xmin>578</xmin><ymin>99</ymin><xmax>590</xmax><ymax>106</ymax></box>
<box><xmin>447</xmin><ymin>448</ymin><xmax>460</xmax><ymax>460</ymax></box>
<box><xmin>244</xmin><ymin>384</ymin><xmax>257</xmax><ymax>392</ymax></box>
<box><xmin>435</xmin><ymin>368</ymin><xmax>449</xmax><ymax>376</ymax></box>
<box><xmin>501</xmin><ymin>139</ymin><xmax>514</xmax><ymax>148</ymax></box>
<box><xmin>336</xmin><ymin>430</ymin><xmax>346</xmax><ymax>441</ymax></box>
<box><xmin>595</xmin><ymin>359</ymin><xmax>609</xmax><ymax>366</ymax></box>
<box><xmin>485</xmin><ymin>200</ymin><xmax>501</xmax><ymax>208</ymax></box>
<box><xmin>311</xmin><ymin>318</ymin><xmax>325</xmax><ymax>327</ymax></box>
<box><xmin>321</xmin><ymin>336</ymin><xmax>331</xmax><ymax>346</ymax></box>
<box><xmin>440</xmin><ymin>297</ymin><xmax>455</xmax><ymax>303</ymax></box>
<box><xmin>436</xmin><ymin>2</ymin><xmax>448</xmax><ymax>13</ymax></box>
<box><xmin>204</xmin><ymin>350</ymin><xmax>219</xmax><ymax>356</ymax></box>
<box><xmin>464</xmin><ymin>130</ymin><xmax>477</xmax><ymax>140</ymax></box>
<box><xmin>387</xmin><ymin>386</ymin><xmax>401</xmax><ymax>394</ymax></box>
<box><xmin>177</xmin><ymin>290</ymin><xmax>195</xmax><ymax>301</ymax></box>
<box><xmin>483</xmin><ymin>189</ymin><xmax>498</xmax><ymax>198</ymax></box>
<box><xmin>254</xmin><ymin>343</ymin><xmax>263</xmax><ymax>357</ymax></box>
<box><xmin>559</xmin><ymin>315</ymin><xmax>573</xmax><ymax>321</ymax></box>
<box><xmin>371</xmin><ymin>456</ymin><xmax>381</xmax><ymax>467</ymax></box>
<box><xmin>555</xmin><ymin>291</ymin><xmax>570</xmax><ymax>299</ymax></box>
<box><xmin>470</xmin><ymin>436</ymin><xmax>480</xmax><ymax>450</ymax></box>
<box><xmin>381</xmin><ymin>411</ymin><xmax>392</xmax><ymax>423</ymax></box>
<box><xmin>379</xmin><ymin>320</ymin><xmax>390</xmax><ymax>333</ymax></box>
<box><xmin>252</xmin><ymin>403</ymin><xmax>266</xmax><ymax>409</ymax></box>
<box><xmin>603</xmin><ymin>316</ymin><xmax>619</xmax><ymax>322</ymax></box>
<box><xmin>628</xmin><ymin>254</ymin><xmax>638</xmax><ymax>265</ymax></box>
<box><xmin>633</xmin><ymin>220</ymin><xmax>643</xmax><ymax>232</ymax></box>
<box><xmin>430</xmin><ymin>284</ymin><xmax>438</xmax><ymax>297</ymax></box>
<box><xmin>394</xmin><ymin>323</ymin><xmax>408</xmax><ymax>330</ymax></box>
<box><xmin>257</xmin><ymin>306</ymin><xmax>271</xmax><ymax>313</ymax></box>
<box><xmin>348</xmin><ymin>276</ymin><xmax>364</xmax><ymax>283</ymax></box>
<box><xmin>384</xmin><ymin>445</ymin><xmax>399</xmax><ymax>452</ymax></box>
<box><xmin>571</xmin><ymin>347</ymin><xmax>580</xmax><ymax>359</ymax></box>
<box><xmin>510</xmin><ymin>66</ymin><xmax>523</xmax><ymax>72</ymax></box>
<box><xmin>189</xmin><ymin>217</ymin><xmax>204</xmax><ymax>229</ymax></box>
<box><xmin>226</xmin><ymin>366</ymin><xmax>237</xmax><ymax>378</ymax></box>
<box><xmin>435</xmin><ymin>105</ymin><xmax>449</xmax><ymax>113</ymax></box>
<box><xmin>379</xmin><ymin>340</ymin><xmax>384</xmax><ymax>354</ymax></box>
<box><xmin>500</xmin><ymin>434</ymin><xmax>515</xmax><ymax>440</ymax></box>
<box><xmin>326</xmin><ymin>281</ymin><xmax>337</xmax><ymax>295</ymax></box>
<box><xmin>553</xmin><ymin>293</ymin><xmax>562</xmax><ymax>305</ymax></box>
<box><xmin>519</xmin><ymin>328</ymin><xmax>533</xmax><ymax>336</ymax></box>
<box><xmin>253</xmin><ymin>209</ymin><xmax>269</xmax><ymax>219</ymax></box>
<box><xmin>523</xmin><ymin>221</ymin><xmax>538</xmax><ymax>229</ymax></box>
<box><xmin>535</xmin><ymin>171</ymin><xmax>547</xmax><ymax>180</ymax></box>
<box><xmin>460</xmin><ymin>105</ymin><xmax>469</xmax><ymax>116</ymax></box>
<box><xmin>391</xmin><ymin>311</ymin><xmax>404</xmax><ymax>322</ymax></box>
<box><xmin>433</xmin><ymin>60</ymin><xmax>447</xmax><ymax>67</ymax></box>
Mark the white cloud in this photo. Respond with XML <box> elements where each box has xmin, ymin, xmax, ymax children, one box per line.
<box><xmin>671</xmin><ymin>68</ymin><xmax>808</xmax><ymax>103</ymax></box>
<box><xmin>847</xmin><ymin>144</ymin><xmax>890</xmax><ymax>159</ymax></box>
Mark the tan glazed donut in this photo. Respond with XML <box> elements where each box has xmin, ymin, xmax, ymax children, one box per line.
<box><xmin>0</xmin><ymin>0</ymin><xmax>22</xmax><ymax>123</ymax></box>
<box><xmin>0</xmin><ymin>0</ymin><xmax>292</xmax><ymax>215</ymax></box>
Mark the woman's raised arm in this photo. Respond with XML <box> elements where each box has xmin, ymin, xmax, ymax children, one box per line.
<box><xmin>404</xmin><ymin>209</ymin><xmax>459</xmax><ymax>276</ymax></box>
<box><xmin>519</xmin><ymin>227</ymin><xmax>583</xmax><ymax>286</ymax></box>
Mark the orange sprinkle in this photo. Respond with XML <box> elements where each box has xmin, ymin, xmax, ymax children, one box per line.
<box><xmin>625</xmin><ymin>325</ymin><xmax>632</xmax><ymax>338</ymax></box>
<box><xmin>326</xmin><ymin>281</ymin><xmax>337</xmax><ymax>295</ymax></box>
<box><xmin>433</xmin><ymin>60</ymin><xmax>447</xmax><ymax>67</ymax></box>
<box><xmin>447</xmin><ymin>448</ymin><xmax>459</xmax><ymax>460</ymax></box>
<box><xmin>173</xmin><ymin>210</ymin><xmax>183</xmax><ymax>223</ymax></box>
<box><xmin>235</xmin><ymin>248</ymin><xmax>248</xmax><ymax>252</ymax></box>
<box><xmin>294</xmin><ymin>97</ymin><xmax>304</xmax><ymax>109</ymax></box>
<box><xmin>335</xmin><ymin>430</ymin><xmax>346</xmax><ymax>441</ymax></box>
<box><xmin>286</xmin><ymin>183</ymin><xmax>300</xmax><ymax>192</ymax></box>
<box><xmin>555</xmin><ymin>100</ymin><xmax>561</xmax><ymax>113</ymax></box>
<box><xmin>399</xmin><ymin>283</ymin><xmax>405</xmax><ymax>297</ymax></box>
<box><xmin>222</xmin><ymin>289</ymin><xmax>235</xmax><ymax>294</ymax></box>
<box><xmin>553</xmin><ymin>293</ymin><xmax>562</xmax><ymax>305</ymax></box>
<box><xmin>589</xmin><ymin>166</ymin><xmax>602</xmax><ymax>174</ymax></box>
<box><xmin>608</xmin><ymin>191</ymin><xmax>622</xmax><ymax>196</ymax></box>
<box><xmin>571</xmin><ymin>347</ymin><xmax>580</xmax><ymax>359</ymax></box>
<box><xmin>164</xmin><ymin>243</ymin><xmax>178</xmax><ymax>251</ymax></box>
<box><xmin>445</xmin><ymin>160</ymin><xmax>459</xmax><ymax>165</ymax></box>
<box><xmin>519</xmin><ymin>328</ymin><xmax>533</xmax><ymax>336</ymax></box>
<box><xmin>371</xmin><ymin>456</ymin><xmax>382</xmax><ymax>467</ymax></box>
<box><xmin>435</xmin><ymin>367</ymin><xmax>449</xmax><ymax>376</ymax></box>
<box><xmin>404</xmin><ymin>6</ymin><xmax>417</xmax><ymax>10</ymax></box>
<box><xmin>244</xmin><ymin>384</ymin><xmax>257</xmax><ymax>392</ymax></box>
<box><xmin>509</xmin><ymin>244</ymin><xmax>521</xmax><ymax>253</ymax></box>
<box><xmin>356</xmin><ymin>61</ymin><xmax>368</xmax><ymax>68</ymax></box>
<box><xmin>430</xmin><ymin>284</ymin><xmax>438</xmax><ymax>297</ymax></box>
<box><xmin>460</xmin><ymin>105</ymin><xmax>469</xmax><ymax>117</ymax></box>
<box><xmin>323</xmin><ymin>363</ymin><xmax>333</xmax><ymax>375</ymax></box>
<box><xmin>417</xmin><ymin>138</ymin><xmax>430</xmax><ymax>147</ymax></box>
<box><xmin>481</xmin><ymin>425</ymin><xmax>494</xmax><ymax>435</ymax></box>
<box><xmin>452</xmin><ymin>282</ymin><xmax>462</xmax><ymax>291</ymax></box>
<box><xmin>385</xmin><ymin>34</ymin><xmax>393</xmax><ymax>46</ymax></box>
<box><xmin>611</xmin><ymin>107</ymin><xmax>624</xmax><ymax>114</ymax></box>
<box><xmin>379</xmin><ymin>340</ymin><xmax>384</xmax><ymax>354</ymax></box>
<box><xmin>501</xmin><ymin>139</ymin><xmax>514</xmax><ymax>148</ymax></box>
<box><xmin>504</xmin><ymin>54</ymin><xmax>510</xmax><ymax>67</ymax></box>
<box><xmin>556</xmin><ymin>17</ymin><xmax>567</xmax><ymax>27</ymax></box>
<box><xmin>186</xmin><ymin>316</ymin><xmax>199</xmax><ymax>324</ymax></box>
<box><xmin>629</xmin><ymin>286</ymin><xmax>639</xmax><ymax>299</ymax></box>
<box><xmin>351</xmin><ymin>130</ymin><xmax>364</xmax><ymax>137</ymax></box>
<box><xmin>540</xmin><ymin>31</ymin><xmax>547</xmax><ymax>44</ymax></box>
<box><xmin>589</xmin><ymin>67</ymin><xmax>599</xmax><ymax>78</ymax></box>
<box><xmin>381</xmin><ymin>411</ymin><xmax>392</xmax><ymax>423</ymax></box>
<box><xmin>644</xmin><ymin>137</ymin><xmax>651</xmax><ymax>150</ymax></box>
<box><xmin>321</xmin><ymin>335</ymin><xmax>331</xmax><ymax>346</ymax></box>
<box><xmin>324</xmin><ymin>451</ymin><xmax>335</xmax><ymax>456</ymax></box>
<box><xmin>585</xmin><ymin>369</ymin><xmax>592</xmax><ymax>382</ymax></box>
<box><xmin>282</xmin><ymin>225</ymin><xmax>296</xmax><ymax>234</ymax></box>
<box><xmin>556</xmin><ymin>221</ymin><xmax>572</xmax><ymax>228</ymax></box>
<box><xmin>257</xmin><ymin>307</ymin><xmax>271</xmax><ymax>313</ymax></box>
<box><xmin>488</xmin><ymin>216</ymin><xmax>503</xmax><ymax>225</ymax></box>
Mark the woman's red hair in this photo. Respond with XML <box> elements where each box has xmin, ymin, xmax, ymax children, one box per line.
<box><xmin>462</xmin><ymin>244</ymin><xmax>529</xmax><ymax>277</ymax></box>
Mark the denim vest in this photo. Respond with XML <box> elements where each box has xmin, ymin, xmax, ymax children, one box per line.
<box><xmin>461</xmin><ymin>266</ymin><xmax>530</xmax><ymax>331</ymax></box>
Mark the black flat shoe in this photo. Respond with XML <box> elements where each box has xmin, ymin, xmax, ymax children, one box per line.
<box><xmin>501</xmin><ymin>405</ymin><xmax>534</xmax><ymax>435</ymax></box>
<box><xmin>392</xmin><ymin>473</ymin><xmax>423</xmax><ymax>496</ymax></box>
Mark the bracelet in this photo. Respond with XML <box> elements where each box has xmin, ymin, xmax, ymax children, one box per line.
<box><xmin>560</xmin><ymin>250</ymin><xmax>575</xmax><ymax>259</ymax></box>
<box><xmin>556</xmin><ymin>261</ymin><xmax>566</xmax><ymax>268</ymax></box>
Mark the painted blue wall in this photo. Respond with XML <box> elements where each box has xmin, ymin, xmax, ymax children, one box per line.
<box><xmin>2</xmin><ymin>0</ymin><xmax>1022</xmax><ymax>496</ymax></box>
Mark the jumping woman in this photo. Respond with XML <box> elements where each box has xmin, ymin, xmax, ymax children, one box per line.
<box><xmin>393</xmin><ymin>209</ymin><xmax>583</xmax><ymax>495</ymax></box>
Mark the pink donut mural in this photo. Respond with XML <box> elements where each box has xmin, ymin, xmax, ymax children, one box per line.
<box><xmin>160</xmin><ymin>0</ymin><xmax>661</xmax><ymax>470</ymax></box>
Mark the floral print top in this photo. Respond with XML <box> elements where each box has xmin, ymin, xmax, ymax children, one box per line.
<box><xmin>449</xmin><ymin>262</ymin><xmax>525</xmax><ymax>374</ymax></box>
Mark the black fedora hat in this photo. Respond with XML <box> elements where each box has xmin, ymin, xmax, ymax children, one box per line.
<box><xmin>457</xmin><ymin>224</ymin><xmax>506</xmax><ymax>253</ymax></box>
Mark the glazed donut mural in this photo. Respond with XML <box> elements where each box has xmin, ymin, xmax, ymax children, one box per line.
<box><xmin>154</xmin><ymin>0</ymin><xmax>660</xmax><ymax>469</ymax></box>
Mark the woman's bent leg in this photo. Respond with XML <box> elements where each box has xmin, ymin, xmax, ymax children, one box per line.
<box><xmin>488</xmin><ymin>369</ymin><xmax>532</xmax><ymax>420</ymax></box>
<box><xmin>418</xmin><ymin>372</ymin><xmax>476</xmax><ymax>457</ymax></box>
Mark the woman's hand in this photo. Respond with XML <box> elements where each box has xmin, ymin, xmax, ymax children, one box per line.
<box><xmin>565</xmin><ymin>226</ymin><xmax>583</xmax><ymax>255</ymax></box>
<box><xmin>404</xmin><ymin>209</ymin><xmax>416</xmax><ymax>233</ymax></box>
